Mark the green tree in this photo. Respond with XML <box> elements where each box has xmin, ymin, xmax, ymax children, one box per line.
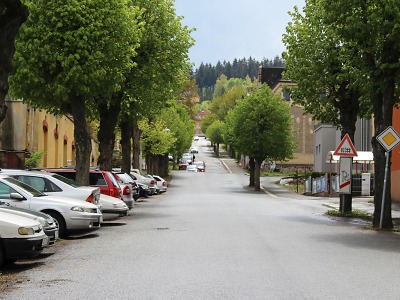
<box><xmin>9</xmin><ymin>0</ymin><xmax>138</xmax><ymax>185</ymax></box>
<box><xmin>282</xmin><ymin>0</ymin><xmax>371</xmax><ymax>213</ymax></box>
<box><xmin>284</xmin><ymin>0</ymin><xmax>400</xmax><ymax>229</ymax></box>
<box><xmin>138</xmin><ymin>117</ymin><xmax>176</xmax><ymax>175</ymax></box>
<box><xmin>119</xmin><ymin>0</ymin><xmax>194</xmax><ymax>174</ymax></box>
<box><xmin>209</xmin><ymin>86</ymin><xmax>245</xmax><ymax>122</ymax></box>
<box><xmin>320</xmin><ymin>0</ymin><xmax>400</xmax><ymax>229</ymax></box>
<box><xmin>227</xmin><ymin>85</ymin><xmax>295</xmax><ymax>191</ymax></box>
<box><xmin>159</xmin><ymin>100</ymin><xmax>194</xmax><ymax>170</ymax></box>
<box><xmin>201</xmin><ymin>113</ymin><xmax>218</xmax><ymax>136</ymax></box>
<box><xmin>0</xmin><ymin>1</ymin><xmax>28</xmax><ymax>124</ymax></box>
<box><xmin>206</xmin><ymin>120</ymin><xmax>225</xmax><ymax>157</ymax></box>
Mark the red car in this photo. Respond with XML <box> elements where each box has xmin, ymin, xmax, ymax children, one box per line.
<box><xmin>194</xmin><ymin>161</ymin><xmax>206</xmax><ymax>172</ymax></box>
<box><xmin>44</xmin><ymin>168</ymin><xmax>123</xmax><ymax>200</ymax></box>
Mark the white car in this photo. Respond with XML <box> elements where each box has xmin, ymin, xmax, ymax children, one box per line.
<box><xmin>0</xmin><ymin>210</ymin><xmax>48</xmax><ymax>267</ymax></box>
<box><xmin>99</xmin><ymin>194</ymin><xmax>129</xmax><ymax>221</ymax></box>
<box><xmin>0</xmin><ymin>175</ymin><xmax>102</xmax><ymax>238</ymax></box>
<box><xmin>0</xmin><ymin>169</ymin><xmax>129</xmax><ymax>221</ymax></box>
<box><xmin>152</xmin><ymin>175</ymin><xmax>167</xmax><ymax>193</ymax></box>
<box><xmin>190</xmin><ymin>147</ymin><xmax>199</xmax><ymax>153</ymax></box>
<box><xmin>186</xmin><ymin>165</ymin><xmax>198</xmax><ymax>172</ymax></box>
<box><xmin>1</xmin><ymin>169</ymin><xmax>100</xmax><ymax>206</ymax></box>
<box><xmin>0</xmin><ymin>205</ymin><xmax>58</xmax><ymax>245</ymax></box>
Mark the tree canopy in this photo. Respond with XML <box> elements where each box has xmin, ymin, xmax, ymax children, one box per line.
<box><xmin>227</xmin><ymin>84</ymin><xmax>295</xmax><ymax>190</ymax></box>
<box><xmin>9</xmin><ymin>0</ymin><xmax>142</xmax><ymax>184</ymax></box>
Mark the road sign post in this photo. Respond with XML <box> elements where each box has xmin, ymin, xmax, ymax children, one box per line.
<box><xmin>376</xmin><ymin>126</ymin><xmax>400</xmax><ymax>229</ymax></box>
<box><xmin>333</xmin><ymin>134</ymin><xmax>358</xmax><ymax>213</ymax></box>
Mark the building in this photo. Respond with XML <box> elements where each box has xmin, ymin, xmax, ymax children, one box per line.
<box><xmin>0</xmin><ymin>98</ymin><xmax>99</xmax><ymax>168</ymax></box>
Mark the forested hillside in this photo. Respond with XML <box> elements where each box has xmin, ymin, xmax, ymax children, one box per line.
<box><xmin>194</xmin><ymin>56</ymin><xmax>285</xmax><ymax>101</ymax></box>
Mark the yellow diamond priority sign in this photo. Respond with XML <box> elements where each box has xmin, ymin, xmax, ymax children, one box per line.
<box><xmin>377</xmin><ymin>126</ymin><xmax>400</xmax><ymax>152</ymax></box>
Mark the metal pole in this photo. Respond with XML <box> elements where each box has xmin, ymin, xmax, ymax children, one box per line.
<box><xmin>380</xmin><ymin>151</ymin><xmax>390</xmax><ymax>229</ymax></box>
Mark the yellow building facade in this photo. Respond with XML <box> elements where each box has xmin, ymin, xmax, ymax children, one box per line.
<box><xmin>0</xmin><ymin>98</ymin><xmax>99</xmax><ymax>168</ymax></box>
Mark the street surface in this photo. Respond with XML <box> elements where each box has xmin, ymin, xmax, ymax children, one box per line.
<box><xmin>3</xmin><ymin>137</ymin><xmax>400</xmax><ymax>299</ymax></box>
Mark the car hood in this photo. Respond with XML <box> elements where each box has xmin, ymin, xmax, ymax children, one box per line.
<box><xmin>0</xmin><ymin>205</ymin><xmax>54</xmax><ymax>224</ymax></box>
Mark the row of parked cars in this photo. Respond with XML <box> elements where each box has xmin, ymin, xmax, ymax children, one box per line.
<box><xmin>0</xmin><ymin>167</ymin><xmax>167</xmax><ymax>267</ymax></box>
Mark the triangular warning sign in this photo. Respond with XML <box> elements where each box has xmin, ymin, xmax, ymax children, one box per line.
<box><xmin>333</xmin><ymin>134</ymin><xmax>358</xmax><ymax>157</ymax></box>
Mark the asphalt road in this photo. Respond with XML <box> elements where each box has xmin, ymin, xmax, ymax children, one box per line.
<box><xmin>4</xmin><ymin>138</ymin><xmax>400</xmax><ymax>299</ymax></box>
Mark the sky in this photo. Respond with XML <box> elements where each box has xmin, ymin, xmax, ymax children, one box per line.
<box><xmin>174</xmin><ymin>0</ymin><xmax>305</xmax><ymax>69</ymax></box>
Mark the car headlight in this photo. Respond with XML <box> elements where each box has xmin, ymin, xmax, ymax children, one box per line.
<box><xmin>71</xmin><ymin>206</ymin><xmax>94</xmax><ymax>213</ymax></box>
<box><xmin>18</xmin><ymin>227</ymin><xmax>35</xmax><ymax>235</ymax></box>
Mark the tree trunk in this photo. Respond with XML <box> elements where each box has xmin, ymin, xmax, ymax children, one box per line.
<box><xmin>132</xmin><ymin>125</ymin><xmax>141</xmax><ymax>170</ymax></box>
<box><xmin>120</xmin><ymin>119</ymin><xmax>132</xmax><ymax>174</ymax></box>
<box><xmin>338</xmin><ymin>101</ymin><xmax>357</xmax><ymax>213</ymax></box>
<box><xmin>97</xmin><ymin>98</ymin><xmax>121</xmax><ymax>171</ymax></box>
<box><xmin>249</xmin><ymin>157</ymin><xmax>255</xmax><ymax>187</ymax></box>
<box><xmin>71</xmin><ymin>95</ymin><xmax>91</xmax><ymax>186</ymax></box>
<box><xmin>216</xmin><ymin>143</ymin><xmax>219</xmax><ymax>157</ymax></box>
<box><xmin>373</xmin><ymin>87</ymin><xmax>394</xmax><ymax>229</ymax></box>
<box><xmin>254</xmin><ymin>159</ymin><xmax>262</xmax><ymax>191</ymax></box>
<box><xmin>158</xmin><ymin>154</ymin><xmax>169</xmax><ymax>178</ymax></box>
<box><xmin>0</xmin><ymin>0</ymin><xmax>29</xmax><ymax>124</ymax></box>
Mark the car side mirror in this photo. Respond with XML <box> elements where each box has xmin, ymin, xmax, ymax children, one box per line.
<box><xmin>10</xmin><ymin>192</ymin><xmax>25</xmax><ymax>200</ymax></box>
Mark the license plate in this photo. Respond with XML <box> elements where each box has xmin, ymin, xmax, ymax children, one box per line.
<box><xmin>42</xmin><ymin>236</ymin><xmax>49</xmax><ymax>247</ymax></box>
<box><xmin>55</xmin><ymin>230</ymin><xmax>59</xmax><ymax>240</ymax></box>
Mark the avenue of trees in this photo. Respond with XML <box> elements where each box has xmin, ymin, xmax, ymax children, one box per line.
<box><xmin>283</xmin><ymin>0</ymin><xmax>400</xmax><ymax>229</ymax></box>
<box><xmin>3</xmin><ymin>0</ymin><xmax>195</xmax><ymax>184</ymax></box>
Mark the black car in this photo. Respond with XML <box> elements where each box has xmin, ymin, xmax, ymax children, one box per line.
<box><xmin>137</xmin><ymin>183</ymin><xmax>151</xmax><ymax>199</ymax></box>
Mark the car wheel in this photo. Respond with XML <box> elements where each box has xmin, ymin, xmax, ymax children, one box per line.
<box><xmin>44</xmin><ymin>211</ymin><xmax>67</xmax><ymax>238</ymax></box>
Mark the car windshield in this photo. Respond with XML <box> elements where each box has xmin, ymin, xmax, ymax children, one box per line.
<box><xmin>195</xmin><ymin>161</ymin><xmax>204</xmax><ymax>166</ymax></box>
<box><xmin>52</xmin><ymin>174</ymin><xmax>81</xmax><ymax>187</ymax></box>
<box><xmin>105</xmin><ymin>171</ymin><xmax>120</xmax><ymax>186</ymax></box>
<box><xmin>116</xmin><ymin>173</ymin><xmax>134</xmax><ymax>183</ymax></box>
<box><xmin>4</xmin><ymin>177</ymin><xmax>45</xmax><ymax>197</ymax></box>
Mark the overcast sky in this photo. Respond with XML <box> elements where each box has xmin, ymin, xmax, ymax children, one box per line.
<box><xmin>174</xmin><ymin>0</ymin><xmax>305</xmax><ymax>68</ymax></box>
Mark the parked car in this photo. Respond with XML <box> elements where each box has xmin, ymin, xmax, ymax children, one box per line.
<box><xmin>0</xmin><ymin>210</ymin><xmax>48</xmax><ymax>267</ymax></box>
<box><xmin>111</xmin><ymin>172</ymin><xmax>136</xmax><ymax>208</ymax></box>
<box><xmin>1</xmin><ymin>169</ymin><xmax>100</xmax><ymax>206</ymax></box>
<box><xmin>186</xmin><ymin>165</ymin><xmax>198</xmax><ymax>172</ymax></box>
<box><xmin>44</xmin><ymin>168</ymin><xmax>123</xmax><ymax>200</ymax></box>
<box><xmin>152</xmin><ymin>175</ymin><xmax>167</xmax><ymax>193</ymax></box>
<box><xmin>194</xmin><ymin>161</ymin><xmax>206</xmax><ymax>172</ymax></box>
<box><xmin>0</xmin><ymin>204</ymin><xmax>58</xmax><ymax>245</ymax></box>
<box><xmin>0</xmin><ymin>175</ymin><xmax>102</xmax><ymax>238</ymax></box>
<box><xmin>137</xmin><ymin>183</ymin><xmax>151</xmax><ymax>199</ymax></box>
<box><xmin>98</xmin><ymin>194</ymin><xmax>129</xmax><ymax>221</ymax></box>
<box><xmin>179</xmin><ymin>160</ymin><xmax>189</xmax><ymax>170</ymax></box>
<box><xmin>129</xmin><ymin>172</ymin><xmax>157</xmax><ymax>195</ymax></box>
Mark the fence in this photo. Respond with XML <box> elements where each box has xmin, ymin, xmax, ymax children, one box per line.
<box><xmin>304</xmin><ymin>173</ymin><xmax>374</xmax><ymax>196</ymax></box>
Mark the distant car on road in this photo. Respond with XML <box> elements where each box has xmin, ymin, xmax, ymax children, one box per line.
<box><xmin>186</xmin><ymin>165</ymin><xmax>198</xmax><ymax>172</ymax></box>
<box><xmin>190</xmin><ymin>147</ymin><xmax>198</xmax><ymax>153</ymax></box>
<box><xmin>194</xmin><ymin>161</ymin><xmax>206</xmax><ymax>172</ymax></box>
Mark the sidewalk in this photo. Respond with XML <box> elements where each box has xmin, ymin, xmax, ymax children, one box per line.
<box><xmin>218</xmin><ymin>154</ymin><xmax>400</xmax><ymax>218</ymax></box>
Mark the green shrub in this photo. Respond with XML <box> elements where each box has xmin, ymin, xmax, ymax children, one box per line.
<box><xmin>25</xmin><ymin>151</ymin><xmax>45</xmax><ymax>169</ymax></box>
